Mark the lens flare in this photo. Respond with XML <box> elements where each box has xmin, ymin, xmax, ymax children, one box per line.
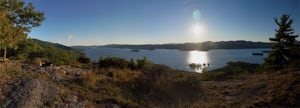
<box><xmin>193</xmin><ymin>9</ymin><xmax>201</xmax><ymax>21</ymax></box>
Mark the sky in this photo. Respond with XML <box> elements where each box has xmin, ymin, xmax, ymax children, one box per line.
<box><xmin>24</xmin><ymin>0</ymin><xmax>300</xmax><ymax>46</ymax></box>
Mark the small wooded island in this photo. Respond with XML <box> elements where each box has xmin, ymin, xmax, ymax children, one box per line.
<box><xmin>0</xmin><ymin>0</ymin><xmax>299</xmax><ymax>108</ymax></box>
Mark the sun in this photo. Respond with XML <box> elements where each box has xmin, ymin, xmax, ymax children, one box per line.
<box><xmin>191</xmin><ymin>23</ymin><xmax>205</xmax><ymax>36</ymax></box>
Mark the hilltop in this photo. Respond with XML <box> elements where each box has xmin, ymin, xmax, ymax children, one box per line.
<box><xmin>0</xmin><ymin>38</ymin><xmax>298</xmax><ymax>107</ymax></box>
<box><xmin>31</xmin><ymin>38</ymin><xmax>84</xmax><ymax>56</ymax></box>
<box><xmin>0</xmin><ymin>60</ymin><xmax>299</xmax><ymax>108</ymax></box>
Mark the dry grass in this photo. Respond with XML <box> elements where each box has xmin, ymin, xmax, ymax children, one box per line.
<box><xmin>201</xmin><ymin>71</ymin><xmax>300</xmax><ymax>107</ymax></box>
<box><xmin>78</xmin><ymin>71</ymin><xmax>98</xmax><ymax>88</ymax></box>
<box><xmin>1</xmin><ymin>61</ymin><xmax>299</xmax><ymax>107</ymax></box>
<box><xmin>106</xmin><ymin>68</ymin><xmax>141</xmax><ymax>82</ymax></box>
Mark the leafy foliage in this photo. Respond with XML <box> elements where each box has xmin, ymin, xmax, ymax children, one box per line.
<box><xmin>42</xmin><ymin>45</ymin><xmax>78</xmax><ymax>65</ymax></box>
<box><xmin>13</xmin><ymin>38</ymin><xmax>44</xmax><ymax>60</ymax></box>
<box><xmin>77</xmin><ymin>55</ymin><xmax>91</xmax><ymax>64</ymax></box>
<box><xmin>98</xmin><ymin>56</ymin><xmax>152</xmax><ymax>69</ymax></box>
<box><xmin>0</xmin><ymin>0</ymin><xmax>45</xmax><ymax>61</ymax></box>
<box><xmin>136</xmin><ymin>56</ymin><xmax>152</xmax><ymax>69</ymax></box>
<box><xmin>0</xmin><ymin>0</ymin><xmax>45</xmax><ymax>32</ymax></box>
<box><xmin>3</xmin><ymin>38</ymin><xmax>86</xmax><ymax>66</ymax></box>
<box><xmin>98</xmin><ymin>57</ymin><xmax>129</xmax><ymax>69</ymax></box>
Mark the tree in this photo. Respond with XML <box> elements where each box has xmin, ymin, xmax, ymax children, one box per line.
<box><xmin>0</xmin><ymin>11</ymin><xmax>25</xmax><ymax>61</ymax></box>
<box><xmin>15</xmin><ymin>38</ymin><xmax>45</xmax><ymax>60</ymax></box>
<box><xmin>0</xmin><ymin>0</ymin><xmax>45</xmax><ymax>62</ymax></box>
<box><xmin>264</xmin><ymin>14</ymin><xmax>299</xmax><ymax>70</ymax></box>
<box><xmin>136</xmin><ymin>56</ymin><xmax>152</xmax><ymax>69</ymax></box>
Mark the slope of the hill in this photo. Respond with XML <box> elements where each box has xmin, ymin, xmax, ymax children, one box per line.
<box><xmin>0</xmin><ymin>61</ymin><xmax>299</xmax><ymax>108</ymax></box>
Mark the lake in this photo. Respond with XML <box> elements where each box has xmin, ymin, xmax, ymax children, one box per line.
<box><xmin>84</xmin><ymin>47</ymin><xmax>269</xmax><ymax>72</ymax></box>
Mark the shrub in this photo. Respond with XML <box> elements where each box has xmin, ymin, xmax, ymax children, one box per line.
<box><xmin>128</xmin><ymin>59</ymin><xmax>137</xmax><ymax>70</ymax></box>
<box><xmin>202</xmin><ymin>62</ymin><xmax>259</xmax><ymax>81</ymax></box>
<box><xmin>136</xmin><ymin>56</ymin><xmax>152</xmax><ymax>69</ymax></box>
<box><xmin>98</xmin><ymin>57</ymin><xmax>129</xmax><ymax>69</ymax></box>
<box><xmin>41</xmin><ymin>45</ymin><xmax>80</xmax><ymax>65</ymax></box>
<box><xmin>6</xmin><ymin>39</ymin><xmax>45</xmax><ymax>61</ymax></box>
<box><xmin>77</xmin><ymin>55</ymin><xmax>91</xmax><ymax>64</ymax></box>
<box><xmin>125</xmin><ymin>64</ymin><xmax>204</xmax><ymax>107</ymax></box>
<box><xmin>98</xmin><ymin>56</ymin><xmax>152</xmax><ymax>70</ymax></box>
<box><xmin>77</xmin><ymin>72</ymin><xmax>97</xmax><ymax>88</ymax></box>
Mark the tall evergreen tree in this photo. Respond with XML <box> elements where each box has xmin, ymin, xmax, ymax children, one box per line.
<box><xmin>264</xmin><ymin>14</ymin><xmax>299</xmax><ymax>69</ymax></box>
<box><xmin>0</xmin><ymin>0</ymin><xmax>45</xmax><ymax>62</ymax></box>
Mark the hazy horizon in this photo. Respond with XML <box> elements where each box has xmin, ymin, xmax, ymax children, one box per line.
<box><xmin>25</xmin><ymin>0</ymin><xmax>300</xmax><ymax>46</ymax></box>
<box><xmin>69</xmin><ymin>40</ymin><xmax>271</xmax><ymax>47</ymax></box>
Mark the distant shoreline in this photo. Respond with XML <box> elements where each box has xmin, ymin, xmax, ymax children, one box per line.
<box><xmin>72</xmin><ymin>40</ymin><xmax>272</xmax><ymax>51</ymax></box>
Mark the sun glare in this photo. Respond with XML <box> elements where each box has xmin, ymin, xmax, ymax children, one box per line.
<box><xmin>191</xmin><ymin>23</ymin><xmax>205</xmax><ymax>36</ymax></box>
<box><xmin>187</xmin><ymin>51</ymin><xmax>209</xmax><ymax>73</ymax></box>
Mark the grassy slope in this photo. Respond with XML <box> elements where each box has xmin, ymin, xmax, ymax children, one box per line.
<box><xmin>201</xmin><ymin>72</ymin><xmax>300</xmax><ymax>107</ymax></box>
<box><xmin>0</xmin><ymin>61</ymin><xmax>299</xmax><ymax>107</ymax></box>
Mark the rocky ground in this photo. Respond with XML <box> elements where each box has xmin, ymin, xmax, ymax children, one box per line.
<box><xmin>0</xmin><ymin>61</ymin><xmax>299</xmax><ymax>108</ymax></box>
<box><xmin>0</xmin><ymin>61</ymin><xmax>91</xmax><ymax>108</ymax></box>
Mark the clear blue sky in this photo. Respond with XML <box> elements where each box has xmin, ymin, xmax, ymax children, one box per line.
<box><xmin>24</xmin><ymin>0</ymin><xmax>300</xmax><ymax>46</ymax></box>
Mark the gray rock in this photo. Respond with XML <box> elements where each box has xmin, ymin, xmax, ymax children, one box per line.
<box><xmin>52</xmin><ymin>71</ymin><xmax>64</xmax><ymax>82</ymax></box>
<box><xmin>3</xmin><ymin>79</ymin><xmax>61</xmax><ymax>108</ymax></box>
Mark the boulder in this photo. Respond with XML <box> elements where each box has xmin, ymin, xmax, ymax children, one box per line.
<box><xmin>3</xmin><ymin>79</ymin><xmax>61</xmax><ymax>108</ymax></box>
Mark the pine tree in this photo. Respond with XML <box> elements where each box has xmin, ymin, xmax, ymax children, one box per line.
<box><xmin>0</xmin><ymin>0</ymin><xmax>45</xmax><ymax>62</ymax></box>
<box><xmin>264</xmin><ymin>14</ymin><xmax>299</xmax><ymax>70</ymax></box>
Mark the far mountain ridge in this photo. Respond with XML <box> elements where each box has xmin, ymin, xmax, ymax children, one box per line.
<box><xmin>73</xmin><ymin>40</ymin><xmax>273</xmax><ymax>51</ymax></box>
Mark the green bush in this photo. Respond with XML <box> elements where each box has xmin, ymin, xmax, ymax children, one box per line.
<box><xmin>41</xmin><ymin>45</ymin><xmax>77</xmax><ymax>65</ymax></box>
<box><xmin>77</xmin><ymin>55</ymin><xmax>91</xmax><ymax>64</ymax></box>
<box><xmin>98</xmin><ymin>57</ymin><xmax>129</xmax><ymax>69</ymax></box>
<box><xmin>6</xmin><ymin>39</ymin><xmax>45</xmax><ymax>60</ymax></box>
<box><xmin>6</xmin><ymin>39</ymin><xmax>82</xmax><ymax>66</ymax></box>
<box><xmin>136</xmin><ymin>56</ymin><xmax>152</xmax><ymax>69</ymax></box>
<box><xmin>98</xmin><ymin>56</ymin><xmax>152</xmax><ymax>70</ymax></box>
<box><xmin>202</xmin><ymin>62</ymin><xmax>259</xmax><ymax>81</ymax></box>
<box><xmin>128</xmin><ymin>59</ymin><xmax>137</xmax><ymax>69</ymax></box>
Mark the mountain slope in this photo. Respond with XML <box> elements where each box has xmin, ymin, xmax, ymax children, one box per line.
<box><xmin>31</xmin><ymin>38</ymin><xmax>84</xmax><ymax>56</ymax></box>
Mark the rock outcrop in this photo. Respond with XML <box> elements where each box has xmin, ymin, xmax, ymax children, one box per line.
<box><xmin>3</xmin><ymin>79</ymin><xmax>61</xmax><ymax>108</ymax></box>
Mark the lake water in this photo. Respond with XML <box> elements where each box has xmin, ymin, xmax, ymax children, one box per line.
<box><xmin>84</xmin><ymin>47</ymin><xmax>269</xmax><ymax>72</ymax></box>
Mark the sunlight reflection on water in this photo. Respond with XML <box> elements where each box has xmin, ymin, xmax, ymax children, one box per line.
<box><xmin>85</xmin><ymin>48</ymin><xmax>269</xmax><ymax>73</ymax></box>
<box><xmin>187</xmin><ymin>51</ymin><xmax>210</xmax><ymax>73</ymax></box>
